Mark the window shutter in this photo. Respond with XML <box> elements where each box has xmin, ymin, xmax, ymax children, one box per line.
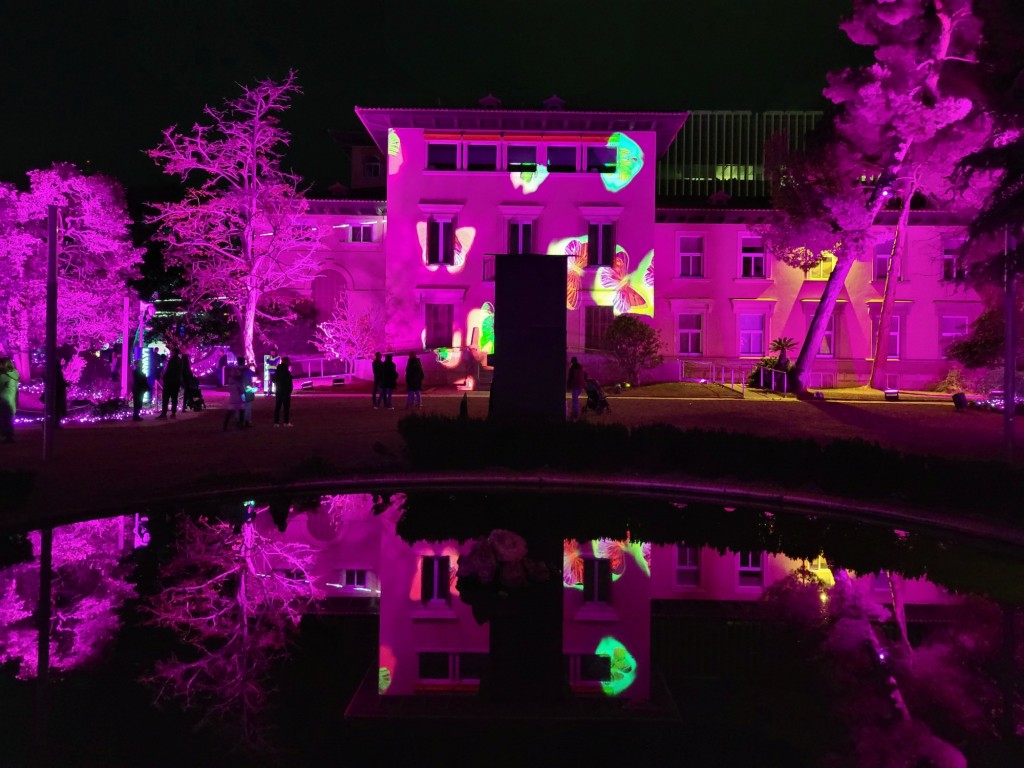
<box><xmin>522</xmin><ymin>223</ymin><xmax>532</xmax><ymax>254</ymax></box>
<box><xmin>420</xmin><ymin>557</ymin><xmax>434</xmax><ymax>603</ymax></box>
<box><xmin>602</xmin><ymin>225</ymin><xmax>614</xmax><ymax>265</ymax></box>
<box><xmin>508</xmin><ymin>221</ymin><xmax>517</xmax><ymax>255</ymax></box>
<box><xmin>588</xmin><ymin>223</ymin><xmax>599</xmax><ymax>257</ymax></box>
<box><xmin>598</xmin><ymin>559</ymin><xmax>611</xmax><ymax>602</ymax></box>
<box><xmin>444</xmin><ymin>221</ymin><xmax>455</xmax><ymax>265</ymax></box>
<box><xmin>437</xmin><ymin>557</ymin><xmax>450</xmax><ymax>599</ymax></box>
<box><xmin>583</xmin><ymin>560</ymin><xmax>595</xmax><ymax>602</ymax></box>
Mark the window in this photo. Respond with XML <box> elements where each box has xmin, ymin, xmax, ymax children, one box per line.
<box><xmin>420</xmin><ymin>555</ymin><xmax>451</xmax><ymax>603</ymax></box>
<box><xmin>738</xmin><ymin>314</ymin><xmax>765</xmax><ymax>356</ymax></box>
<box><xmin>547</xmin><ymin>145</ymin><xmax>577</xmax><ymax>173</ymax></box>
<box><xmin>507</xmin><ymin>220</ymin><xmax>533</xmax><ymax>255</ymax></box>
<box><xmin>585</xmin><ymin>305</ymin><xmax>614</xmax><ymax>351</ymax></box>
<box><xmin>940</xmin><ymin>315</ymin><xmax>968</xmax><ymax>353</ymax></box>
<box><xmin>806</xmin><ymin>253</ymin><xmax>836</xmax><ymax>281</ymax></box>
<box><xmin>507</xmin><ymin>145</ymin><xmax>537</xmax><ymax>172</ymax></box>
<box><xmin>466</xmin><ymin>144</ymin><xmax>497</xmax><ymax>171</ymax></box>
<box><xmin>416</xmin><ymin>652</ymin><xmax>486</xmax><ymax>684</ymax></box>
<box><xmin>586</xmin><ymin>145</ymin><xmax>617</xmax><ymax>173</ymax></box>
<box><xmin>678</xmin><ymin>235</ymin><xmax>704</xmax><ymax>277</ymax></box>
<box><xmin>349</xmin><ymin>224</ymin><xmax>373</xmax><ymax>243</ymax></box>
<box><xmin>737</xmin><ymin>551</ymin><xmax>763</xmax><ymax>587</ymax></box>
<box><xmin>582</xmin><ymin>558</ymin><xmax>612</xmax><ymax>603</ymax></box>
<box><xmin>426</xmin><ymin>219</ymin><xmax>455</xmax><ymax>265</ymax></box>
<box><xmin>871</xmin><ymin>315</ymin><xmax>901</xmax><ymax>359</ymax></box>
<box><xmin>817</xmin><ymin>314</ymin><xmax>835</xmax><ymax>358</ymax></box>
<box><xmin>807</xmin><ymin>555</ymin><xmax>829</xmax><ymax>572</ymax></box>
<box><xmin>675</xmin><ymin>544</ymin><xmax>701</xmax><ymax>587</ymax></box>
<box><xmin>874</xmin><ymin>241</ymin><xmax>892</xmax><ymax>280</ymax></box>
<box><xmin>588</xmin><ymin>222</ymin><xmax>615</xmax><ymax>267</ymax></box>
<box><xmin>942</xmin><ymin>240</ymin><xmax>966</xmax><ymax>281</ymax></box>
<box><xmin>425</xmin><ymin>304</ymin><xmax>454</xmax><ymax>349</ymax></box>
<box><xmin>677</xmin><ymin>313</ymin><xmax>702</xmax><ymax>355</ymax></box>
<box><xmin>872</xmin><ymin>571</ymin><xmax>891</xmax><ymax>592</ymax></box>
<box><xmin>363</xmin><ymin>156</ymin><xmax>381</xmax><ymax>178</ymax></box>
<box><xmin>426</xmin><ymin>143</ymin><xmax>458</xmax><ymax>171</ymax></box>
<box><xmin>740</xmin><ymin>236</ymin><xmax>765</xmax><ymax>278</ymax></box>
<box><xmin>565</xmin><ymin>654</ymin><xmax>612</xmax><ymax>686</ymax></box>
<box><xmin>344</xmin><ymin>568</ymin><xmax>368</xmax><ymax>587</ymax></box>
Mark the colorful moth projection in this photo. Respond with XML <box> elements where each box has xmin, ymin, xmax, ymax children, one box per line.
<box><xmin>387</xmin><ymin>129</ymin><xmax>403</xmax><ymax>175</ymax></box>
<box><xmin>563</xmin><ymin>538</ymin><xmax>651</xmax><ymax>588</ymax></box>
<box><xmin>466</xmin><ymin>302</ymin><xmax>495</xmax><ymax>356</ymax></box>
<box><xmin>379</xmin><ymin>645</ymin><xmax>397</xmax><ymax>694</ymax></box>
<box><xmin>595</xmin><ymin>636</ymin><xmax>637</xmax><ymax>696</ymax></box>
<box><xmin>416</xmin><ymin>222</ymin><xmax>476</xmax><ymax>274</ymax></box>
<box><xmin>550</xmin><ymin>237</ymin><xmax>654</xmax><ymax>316</ymax></box>
<box><xmin>511</xmin><ymin>163</ymin><xmax>549</xmax><ymax>194</ymax></box>
<box><xmin>601</xmin><ymin>132</ymin><xmax>644</xmax><ymax>192</ymax></box>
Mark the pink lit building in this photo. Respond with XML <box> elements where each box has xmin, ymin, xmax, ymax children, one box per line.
<box><xmin>295</xmin><ymin>107</ymin><xmax>980</xmax><ymax>390</ymax></box>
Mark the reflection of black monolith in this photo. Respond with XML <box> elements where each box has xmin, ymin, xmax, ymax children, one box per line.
<box><xmin>489</xmin><ymin>254</ymin><xmax>566</xmax><ymax>421</ymax></box>
<box><xmin>483</xmin><ymin>531</ymin><xmax>565</xmax><ymax>703</ymax></box>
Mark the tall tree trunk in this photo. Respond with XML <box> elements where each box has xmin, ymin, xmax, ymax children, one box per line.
<box><xmin>789</xmin><ymin>251</ymin><xmax>856</xmax><ymax>396</ymax></box>
<box><xmin>869</xmin><ymin>186</ymin><xmax>915</xmax><ymax>389</ymax></box>
<box><xmin>242</xmin><ymin>290</ymin><xmax>259</xmax><ymax>367</ymax></box>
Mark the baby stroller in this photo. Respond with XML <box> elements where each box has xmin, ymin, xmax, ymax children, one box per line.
<box><xmin>584</xmin><ymin>376</ymin><xmax>611</xmax><ymax>415</ymax></box>
<box><xmin>181</xmin><ymin>382</ymin><xmax>205</xmax><ymax>411</ymax></box>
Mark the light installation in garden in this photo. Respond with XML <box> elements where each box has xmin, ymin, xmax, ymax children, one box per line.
<box><xmin>594</xmin><ymin>636</ymin><xmax>637</xmax><ymax>696</ymax></box>
<box><xmin>550</xmin><ymin>238</ymin><xmax>654</xmax><ymax>316</ymax></box>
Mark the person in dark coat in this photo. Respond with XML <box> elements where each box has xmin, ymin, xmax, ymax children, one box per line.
<box><xmin>131</xmin><ymin>358</ymin><xmax>150</xmax><ymax>421</ymax></box>
<box><xmin>157</xmin><ymin>350</ymin><xmax>183</xmax><ymax>419</ymax></box>
<box><xmin>405</xmin><ymin>353</ymin><xmax>424</xmax><ymax>408</ymax></box>
<box><xmin>371</xmin><ymin>352</ymin><xmax>383</xmax><ymax>409</ymax></box>
<box><xmin>272</xmin><ymin>357</ymin><xmax>294</xmax><ymax>426</ymax></box>
<box><xmin>566</xmin><ymin>356</ymin><xmax>586</xmax><ymax>420</ymax></box>
<box><xmin>222</xmin><ymin>366</ymin><xmax>245</xmax><ymax>431</ymax></box>
<box><xmin>381</xmin><ymin>354</ymin><xmax>398</xmax><ymax>410</ymax></box>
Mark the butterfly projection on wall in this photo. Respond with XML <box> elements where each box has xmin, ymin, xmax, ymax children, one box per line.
<box><xmin>565</xmin><ymin>240</ymin><xmax>589</xmax><ymax>311</ymax></box>
<box><xmin>598</xmin><ymin>251</ymin><xmax>647</xmax><ymax>315</ymax></box>
<box><xmin>416</xmin><ymin>222</ymin><xmax>476</xmax><ymax>273</ymax></box>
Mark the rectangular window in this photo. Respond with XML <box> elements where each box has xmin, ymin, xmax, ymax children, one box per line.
<box><xmin>585</xmin><ymin>305</ymin><xmax>614</xmax><ymax>351</ymax></box>
<box><xmin>507</xmin><ymin>145</ymin><xmax>537</xmax><ymax>172</ymax></box>
<box><xmin>426</xmin><ymin>143</ymin><xmax>458</xmax><ymax>171</ymax></box>
<box><xmin>739</xmin><ymin>314</ymin><xmax>765</xmax><ymax>356</ymax></box>
<box><xmin>939</xmin><ymin>315</ymin><xmax>968</xmax><ymax>354</ymax></box>
<box><xmin>806</xmin><ymin>253</ymin><xmax>836</xmax><ymax>281</ymax></box>
<box><xmin>588</xmin><ymin>222</ymin><xmax>615</xmax><ymax>267</ymax></box>
<box><xmin>418</xmin><ymin>652</ymin><xmax>451</xmax><ymax>681</ymax></box>
<box><xmin>675</xmin><ymin>544</ymin><xmax>701</xmax><ymax>587</ymax></box>
<box><xmin>417</xmin><ymin>652</ymin><xmax>486</xmax><ymax>684</ymax></box>
<box><xmin>817</xmin><ymin>314</ymin><xmax>835</xmax><ymax>358</ymax></box>
<box><xmin>547</xmin><ymin>145</ymin><xmax>577</xmax><ymax>173</ymax></box>
<box><xmin>678</xmin><ymin>235</ymin><xmax>704</xmax><ymax>277</ymax></box>
<box><xmin>740</xmin><ymin>236</ymin><xmax>765</xmax><ymax>278</ymax></box>
<box><xmin>579</xmin><ymin>654</ymin><xmax>612</xmax><ymax>682</ymax></box>
<box><xmin>582</xmin><ymin>558</ymin><xmax>612</xmax><ymax>603</ymax></box>
<box><xmin>349</xmin><ymin>224</ymin><xmax>373</xmax><ymax>243</ymax></box>
<box><xmin>871</xmin><ymin>315</ymin><xmax>901</xmax><ymax>359</ymax></box>
<box><xmin>942</xmin><ymin>240</ymin><xmax>966</xmax><ymax>281</ymax></box>
<box><xmin>419</xmin><ymin>555</ymin><xmax>451</xmax><ymax>603</ymax></box>
<box><xmin>344</xmin><ymin>568</ymin><xmax>368</xmax><ymax>588</ymax></box>
<box><xmin>427</xmin><ymin>219</ymin><xmax>455</xmax><ymax>265</ymax></box>
<box><xmin>586</xmin><ymin>145</ymin><xmax>617</xmax><ymax>173</ymax></box>
<box><xmin>677</xmin><ymin>313</ymin><xmax>703</xmax><ymax>355</ymax></box>
<box><xmin>807</xmin><ymin>555</ymin><xmax>829</xmax><ymax>571</ymax></box>
<box><xmin>466</xmin><ymin>144</ymin><xmax>497</xmax><ymax>171</ymax></box>
<box><xmin>737</xmin><ymin>551</ymin><xmax>763</xmax><ymax>587</ymax></box>
<box><xmin>874</xmin><ymin>241</ymin><xmax>892</xmax><ymax>280</ymax></box>
<box><xmin>507</xmin><ymin>221</ymin><xmax>533</xmax><ymax>255</ymax></box>
<box><xmin>425</xmin><ymin>304</ymin><xmax>454</xmax><ymax>349</ymax></box>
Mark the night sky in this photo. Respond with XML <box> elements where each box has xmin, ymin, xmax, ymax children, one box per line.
<box><xmin>1</xmin><ymin>1</ymin><xmax>861</xmax><ymax>201</ymax></box>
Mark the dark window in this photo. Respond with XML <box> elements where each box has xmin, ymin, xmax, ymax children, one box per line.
<box><xmin>580</xmin><ymin>654</ymin><xmax>612</xmax><ymax>681</ymax></box>
<box><xmin>426</xmin><ymin>143</ymin><xmax>458</xmax><ymax>171</ymax></box>
<box><xmin>678</xmin><ymin>235</ymin><xmax>704</xmax><ymax>277</ymax></box>
<box><xmin>586</xmin><ymin>146</ymin><xmax>617</xmax><ymax>173</ymax></box>
<box><xmin>507</xmin><ymin>145</ymin><xmax>537</xmax><ymax>172</ymax></box>
<box><xmin>418</xmin><ymin>652</ymin><xmax>451</xmax><ymax>680</ymax></box>
<box><xmin>363</xmin><ymin>156</ymin><xmax>381</xmax><ymax>178</ymax></box>
<box><xmin>466</xmin><ymin>145</ymin><xmax>497</xmax><ymax>171</ymax></box>
<box><xmin>425</xmin><ymin>305</ymin><xmax>454</xmax><ymax>349</ymax></box>
<box><xmin>350</xmin><ymin>224</ymin><xmax>373</xmax><ymax>243</ymax></box>
<box><xmin>420</xmin><ymin>555</ymin><xmax>451</xmax><ymax>602</ymax></box>
<box><xmin>458</xmin><ymin>653</ymin><xmax>487</xmax><ymax>682</ymax></box>
<box><xmin>740</xmin><ymin>236</ymin><xmax>765</xmax><ymax>278</ymax></box>
<box><xmin>582</xmin><ymin>558</ymin><xmax>612</xmax><ymax>603</ymax></box>
<box><xmin>874</xmin><ymin>241</ymin><xmax>892</xmax><ymax>280</ymax></box>
<box><xmin>427</xmin><ymin>219</ymin><xmax>454</xmax><ymax>265</ymax></box>
<box><xmin>943</xmin><ymin>241</ymin><xmax>966</xmax><ymax>282</ymax></box>
<box><xmin>547</xmin><ymin>146</ymin><xmax>577</xmax><ymax>173</ymax></box>
<box><xmin>508</xmin><ymin>221</ymin><xmax>532</xmax><ymax>254</ymax></box>
<box><xmin>738</xmin><ymin>551</ymin><xmax>763</xmax><ymax>587</ymax></box>
<box><xmin>588</xmin><ymin>222</ymin><xmax>615</xmax><ymax>266</ymax></box>
<box><xmin>585</xmin><ymin>305</ymin><xmax>614</xmax><ymax>351</ymax></box>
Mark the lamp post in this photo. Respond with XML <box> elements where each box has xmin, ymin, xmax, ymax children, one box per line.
<box><xmin>1004</xmin><ymin>226</ymin><xmax>1017</xmax><ymax>462</ymax></box>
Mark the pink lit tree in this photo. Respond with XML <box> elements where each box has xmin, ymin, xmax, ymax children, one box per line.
<box><xmin>0</xmin><ymin>165</ymin><xmax>142</xmax><ymax>379</ymax></box>
<box><xmin>143</xmin><ymin>510</ymin><xmax>322</xmax><ymax>746</ymax></box>
<box><xmin>147</xmin><ymin>71</ymin><xmax>322</xmax><ymax>366</ymax></box>
<box><xmin>0</xmin><ymin>518</ymin><xmax>136</xmax><ymax>678</ymax></box>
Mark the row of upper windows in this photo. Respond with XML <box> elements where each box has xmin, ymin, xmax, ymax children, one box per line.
<box><xmin>426</xmin><ymin>140</ymin><xmax>618</xmax><ymax>174</ymax></box>
<box><xmin>677</xmin><ymin>235</ymin><xmax>968</xmax><ymax>282</ymax></box>
<box><xmin>674</xmin><ymin>311</ymin><xmax>969</xmax><ymax>359</ymax></box>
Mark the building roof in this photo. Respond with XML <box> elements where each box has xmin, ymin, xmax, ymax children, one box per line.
<box><xmin>354</xmin><ymin>106</ymin><xmax>689</xmax><ymax>159</ymax></box>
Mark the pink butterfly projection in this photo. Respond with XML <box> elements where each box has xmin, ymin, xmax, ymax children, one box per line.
<box><xmin>565</xmin><ymin>239</ymin><xmax>589</xmax><ymax>310</ymax></box>
<box><xmin>644</xmin><ymin>261</ymin><xmax>654</xmax><ymax>288</ymax></box>
<box><xmin>598</xmin><ymin>251</ymin><xmax>646</xmax><ymax>315</ymax></box>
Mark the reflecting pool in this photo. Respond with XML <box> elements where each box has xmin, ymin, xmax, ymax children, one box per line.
<box><xmin>2</xmin><ymin>490</ymin><xmax>1023</xmax><ymax>767</ymax></box>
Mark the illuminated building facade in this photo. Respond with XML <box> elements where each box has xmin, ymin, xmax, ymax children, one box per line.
<box><xmin>296</xmin><ymin>107</ymin><xmax>980</xmax><ymax>391</ymax></box>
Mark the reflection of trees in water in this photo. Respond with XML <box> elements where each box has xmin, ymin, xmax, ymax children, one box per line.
<box><xmin>0</xmin><ymin>518</ymin><xmax>135</xmax><ymax>678</ymax></box>
<box><xmin>143</xmin><ymin>510</ymin><xmax>322</xmax><ymax>747</ymax></box>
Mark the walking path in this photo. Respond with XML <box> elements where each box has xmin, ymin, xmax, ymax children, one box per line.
<box><xmin>2</xmin><ymin>388</ymin><xmax>1022</xmax><ymax>539</ymax></box>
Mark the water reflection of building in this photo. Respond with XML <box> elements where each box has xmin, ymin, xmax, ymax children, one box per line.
<box><xmin>258</xmin><ymin>495</ymin><xmax>958</xmax><ymax>706</ymax></box>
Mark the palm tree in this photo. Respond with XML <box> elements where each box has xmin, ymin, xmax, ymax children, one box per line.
<box><xmin>770</xmin><ymin>337</ymin><xmax>797</xmax><ymax>369</ymax></box>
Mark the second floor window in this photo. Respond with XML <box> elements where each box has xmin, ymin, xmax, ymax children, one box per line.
<box><xmin>806</xmin><ymin>253</ymin><xmax>836</xmax><ymax>280</ymax></box>
<box><xmin>420</xmin><ymin>555</ymin><xmax>451</xmax><ymax>603</ymax></box>
<box><xmin>426</xmin><ymin>143</ymin><xmax>458</xmax><ymax>171</ymax></box>
<box><xmin>737</xmin><ymin>551</ymin><xmax>763</xmax><ymax>587</ymax></box>
<box><xmin>508</xmin><ymin>221</ymin><xmax>533</xmax><ymax>255</ymax></box>
<box><xmin>676</xmin><ymin>544</ymin><xmax>701</xmax><ymax>587</ymax></box>
<box><xmin>350</xmin><ymin>224</ymin><xmax>373</xmax><ymax>243</ymax></box>
<box><xmin>582</xmin><ymin>558</ymin><xmax>612</xmax><ymax>603</ymax></box>
<box><xmin>427</xmin><ymin>219</ymin><xmax>455</xmax><ymax>265</ymax></box>
<box><xmin>678</xmin><ymin>235</ymin><xmax>704</xmax><ymax>277</ymax></box>
<box><xmin>588</xmin><ymin>222</ymin><xmax>615</xmax><ymax>267</ymax></box>
<box><xmin>817</xmin><ymin>314</ymin><xmax>836</xmax><ymax>358</ymax></box>
<box><xmin>740</xmin><ymin>236</ymin><xmax>765</xmax><ymax>278</ymax></box>
<box><xmin>943</xmin><ymin>240</ymin><xmax>966</xmax><ymax>282</ymax></box>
